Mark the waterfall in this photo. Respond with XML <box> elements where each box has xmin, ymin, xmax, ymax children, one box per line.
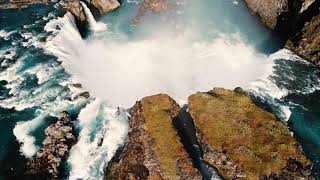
<box><xmin>80</xmin><ymin>1</ymin><xmax>107</xmax><ymax>32</ymax></box>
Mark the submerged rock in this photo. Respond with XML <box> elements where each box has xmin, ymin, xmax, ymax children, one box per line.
<box><xmin>106</xmin><ymin>94</ymin><xmax>201</xmax><ymax>180</ymax></box>
<box><xmin>25</xmin><ymin>112</ymin><xmax>76</xmax><ymax>179</ymax></box>
<box><xmin>132</xmin><ymin>0</ymin><xmax>169</xmax><ymax>24</ymax></box>
<box><xmin>188</xmin><ymin>88</ymin><xmax>314</xmax><ymax>179</ymax></box>
<box><xmin>245</xmin><ymin>0</ymin><xmax>320</xmax><ymax>64</ymax></box>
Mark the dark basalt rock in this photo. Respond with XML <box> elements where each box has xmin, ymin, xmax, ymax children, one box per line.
<box><xmin>245</xmin><ymin>0</ymin><xmax>320</xmax><ymax>64</ymax></box>
<box><xmin>24</xmin><ymin>112</ymin><xmax>76</xmax><ymax>180</ymax></box>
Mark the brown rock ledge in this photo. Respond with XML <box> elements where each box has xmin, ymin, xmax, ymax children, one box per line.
<box><xmin>105</xmin><ymin>94</ymin><xmax>201</xmax><ymax>180</ymax></box>
<box><xmin>188</xmin><ymin>88</ymin><xmax>313</xmax><ymax>180</ymax></box>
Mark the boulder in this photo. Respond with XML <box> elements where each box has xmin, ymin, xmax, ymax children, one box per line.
<box><xmin>25</xmin><ymin>112</ymin><xmax>76</xmax><ymax>180</ymax></box>
<box><xmin>105</xmin><ymin>94</ymin><xmax>201</xmax><ymax>180</ymax></box>
<box><xmin>188</xmin><ymin>88</ymin><xmax>314</xmax><ymax>179</ymax></box>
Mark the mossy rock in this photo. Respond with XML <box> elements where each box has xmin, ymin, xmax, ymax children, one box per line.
<box><xmin>106</xmin><ymin>94</ymin><xmax>201</xmax><ymax>180</ymax></box>
<box><xmin>188</xmin><ymin>88</ymin><xmax>313</xmax><ymax>180</ymax></box>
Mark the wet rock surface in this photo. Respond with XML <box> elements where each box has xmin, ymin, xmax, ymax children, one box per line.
<box><xmin>245</xmin><ymin>0</ymin><xmax>320</xmax><ymax>64</ymax></box>
<box><xmin>25</xmin><ymin>112</ymin><xmax>76</xmax><ymax>180</ymax></box>
<box><xmin>188</xmin><ymin>88</ymin><xmax>314</xmax><ymax>179</ymax></box>
<box><xmin>67</xmin><ymin>0</ymin><xmax>87</xmax><ymax>26</ymax></box>
<box><xmin>106</xmin><ymin>94</ymin><xmax>201</xmax><ymax>180</ymax></box>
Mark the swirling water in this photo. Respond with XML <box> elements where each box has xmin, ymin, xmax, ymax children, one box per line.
<box><xmin>0</xmin><ymin>0</ymin><xmax>319</xmax><ymax>179</ymax></box>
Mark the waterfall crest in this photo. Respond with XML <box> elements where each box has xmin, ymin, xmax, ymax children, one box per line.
<box><xmin>80</xmin><ymin>1</ymin><xmax>107</xmax><ymax>32</ymax></box>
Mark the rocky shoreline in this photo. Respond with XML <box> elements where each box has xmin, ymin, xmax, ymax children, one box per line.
<box><xmin>24</xmin><ymin>112</ymin><xmax>76</xmax><ymax>179</ymax></box>
<box><xmin>245</xmin><ymin>0</ymin><xmax>320</xmax><ymax>65</ymax></box>
<box><xmin>12</xmin><ymin>88</ymin><xmax>314</xmax><ymax>179</ymax></box>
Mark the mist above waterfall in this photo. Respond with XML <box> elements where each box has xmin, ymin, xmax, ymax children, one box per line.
<box><xmin>45</xmin><ymin>0</ymin><xmax>271</xmax><ymax>107</ymax></box>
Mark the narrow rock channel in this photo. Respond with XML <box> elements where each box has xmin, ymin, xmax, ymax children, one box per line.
<box><xmin>174</xmin><ymin>105</ymin><xmax>222</xmax><ymax>180</ymax></box>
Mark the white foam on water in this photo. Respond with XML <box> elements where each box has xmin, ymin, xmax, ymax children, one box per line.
<box><xmin>68</xmin><ymin>99</ymin><xmax>128</xmax><ymax>180</ymax></box>
<box><xmin>3</xmin><ymin>30</ymin><xmax>18</xmax><ymax>40</ymax></box>
<box><xmin>246</xmin><ymin>49</ymin><xmax>301</xmax><ymax>122</ymax></box>
<box><xmin>13</xmin><ymin>97</ymin><xmax>88</xmax><ymax>158</ymax></box>
<box><xmin>35</xmin><ymin>65</ymin><xmax>62</xmax><ymax>85</ymax></box>
<box><xmin>80</xmin><ymin>1</ymin><xmax>107</xmax><ymax>33</ymax></box>
<box><xmin>45</xmin><ymin>12</ymin><xmax>269</xmax><ymax>107</ymax></box>
<box><xmin>13</xmin><ymin>114</ymin><xmax>46</xmax><ymax>158</ymax></box>
<box><xmin>0</xmin><ymin>30</ymin><xmax>7</xmax><ymax>38</ymax></box>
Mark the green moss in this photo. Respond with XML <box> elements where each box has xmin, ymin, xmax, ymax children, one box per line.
<box><xmin>189</xmin><ymin>88</ymin><xmax>310</xmax><ymax>179</ymax></box>
<box><xmin>141</xmin><ymin>94</ymin><xmax>183</xmax><ymax>180</ymax></box>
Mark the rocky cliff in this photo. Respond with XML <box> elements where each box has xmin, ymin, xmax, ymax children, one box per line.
<box><xmin>245</xmin><ymin>0</ymin><xmax>320</xmax><ymax>65</ymax></box>
<box><xmin>105</xmin><ymin>94</ymin><xmax>201</xmax><ymax>180</ymax></box>
<box><xmin>188</xmin><ymin>88</ymin><xmax>313</xmax><ymax>179</ymax></box>
<box><xmin>105</xmin><ymin>89</ymin><xmax>313</xmax><ymax>179</ymax></box>
<box><xmin>67</xmin><ymin>0</ymin><xmax>120</xmax><ymax>28</ymax></box>
<box><xmin>24</xmin><ymin>112</ymin><xmax>76</xmax><ymax>180</ymax></box>
<box><xmin>84</xmin><ymin>0</ymin><xmax>119</xmax><ymax>16</ymax></box>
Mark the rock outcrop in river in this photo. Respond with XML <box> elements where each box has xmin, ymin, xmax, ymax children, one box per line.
<box><xmin>245</xmin><ymin>0</ymin><xmax>320</xmax><ymax>65</ymax></box>
<box><xmin>25</xmin><ymin>112</ymin><xmax>76</xmax><ymax>179</ymax></box>
<box><xmin>105</xmin><ymin>88</ymin><xmax>313</xmax><ymax>179</ymax></box>
<box><xmin>83</xmin><ymin>0</ymin><xmax>119</xmax><ymax>16</ymax></box>
<box><xmin>106</xmin><ymin>94</ymin><xmax>201</xmax><ymax>180</ymax></box>
<box><xmin>188</xmin><ymin>88</ymin><xmax>314</xmax><ymax>179</ymax></box>
<box><xmin>67</xmin><ymin>0</ymin><xmax>119</xmax><ymax>27</ymax></box>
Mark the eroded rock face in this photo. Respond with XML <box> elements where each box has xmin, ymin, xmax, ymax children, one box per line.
<box><xmin>244</xmin><ymin>0</ymin><xmax>290</xmax><ymax>30</ymax></box>
<box><xmin>25</xmin><ymin>112</ymin><xmax>76</xmax><ymax>180</ymax></box>
<box><xmin>245</xmin><ymin>0</ymin><xmax>320</xmax><ymax>64</ymax></box>
<box><xmin>84</xmin><ymin>0</ymin><xmax>120</xmax><ymax>16</ymax></box>
<box><xmin>106</xmin><ymin>94</ymin><xmax>201</xmax><ymax>180</ymax></box>
<box><xmin>188</xmin><ymin>88</ymin><xmax>314</xmax><ymax>179</ymax></box>
<box><xmin>67</xmin><ymin>0</ymin><xmax>87</xmax><ymax>26</ymax></box>
<box><xmin>286</xmin><ymin>14</ymin><xmax>320</xmax><ymax>64</ymax></box>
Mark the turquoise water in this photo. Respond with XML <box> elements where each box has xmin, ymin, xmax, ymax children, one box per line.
<box><xmin>0</xmin><ymin>0</ymin><xmax>319</xmax><ymax>179</ymax></box>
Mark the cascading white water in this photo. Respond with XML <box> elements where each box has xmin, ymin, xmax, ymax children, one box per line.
<box><xmin>80</xmin><ymin>1</ymin><xmax>107</xmax><ymax>32</ymax></box>
<box><xmin>45</xmin><ymin>12</ymin><xmax>270</xmax><ymax>107</ymax></box>
<box><xmin>67</xmin><ymin>99</ymin><xmax>128</xmax><ymax>180</ymax></box>
<box><xmin>42</xmin><ymin>1</ymin><xmax>301</xmax><ymax>179</ymax></box>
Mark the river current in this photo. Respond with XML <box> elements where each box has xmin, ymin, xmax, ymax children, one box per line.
<box><xmin>0</xmin><ymin>0</ymin><xmax>319</xmax><ymax>179</ymax></box>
